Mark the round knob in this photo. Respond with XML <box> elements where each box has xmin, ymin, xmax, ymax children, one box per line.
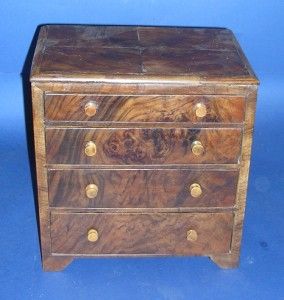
<box><xmin>85</xmin><ymin>141</ymin><xmax>97</xmax><ymax>157</ymax></box>
<box><xmin>189</xmin><ymin>183</ymin><xmax>202</xmax><ymax>198</ymax></box>
<box><xmin>84</xmin><ymin>101</ymin><xmax>97</xmax><ymax>117</ymax></box>
<box><xmin>85</xmin><ymin>184</ymin><xmax>98</xmax><ymax>199</ymax></box>
<box><xmin>87</xmin><ymin>229</ymin><xmax>99</xmax><ymax>242</ymax></box>
<box><xmin>191</xmin><ymin>140</ymin><xmax>204</xmax><ymax>156</ymax></box>
<box><xmin>194</xmin><ymin>103</ymin><xmax>207</xmax><ymax>118</ymax></box>
<box><xmin>187</xmin><ymin>229</ymin><xmax>198</xmax><ymax>242</ymax></box>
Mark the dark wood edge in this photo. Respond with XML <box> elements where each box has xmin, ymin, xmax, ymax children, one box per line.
<box><xmin>31</xmin><ymin>84</ymin><xmax>52</xmax><ymax>265</ymax></box>
<box><xmin>43</xmin><ymin>253</ymin><xmax>237</xmax><ymax>270</ymax></box>
<box><xmin>30</xmin><ymin>81</ymin><xmax>257</xmax><ymax>96</ymax></box>
<box><xmin>30</xmin><ymin>26</ymin><xmax>48</xmax><ymax>79</ymax></box>
<box><xmin>30</xmin><ymin>74</ymin><xmax>259</xmax><ymax>85</ymax></box>
<box><xmin>43</xmin><ymin>256</ymin><xmax>73</xmax><ymax>271</ymax></box>
<box><xmin>46</xmin><ymin>164</ymin><xmax>240</xmax><ymax>170</ymax></box>
<box><xmin>51</xmin><ymin>252</ymin><xmax>231</xmax><ymax>257</ymax></box>
<box><xmin>228</xmin><ymin>86</ymin><xmax>258</xmax><ymax>264</ymax></box>
<box><xmin>44</xmin><ymin>122</ymin><xmax>244</xmax><ymax>129</ymax></box>
<box><xmin>49</xmin><ymin>207</ymin><xmax>236</xmax><ymax>213</ymax></box>
<box><xmin>210</xmin><ymin>253</ymin><xmax>239</xmax><ymax>268</ymax></box>
<box><xmin>230</xmin><ymin>31</ymin><xmax>259</xmax><ymax>85</ymax></box>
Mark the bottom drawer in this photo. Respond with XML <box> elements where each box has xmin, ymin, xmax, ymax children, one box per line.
<box><xmin>50</xmin><ymin>212</ymin><xmax>233</xmax><ymax>256</ymax></box>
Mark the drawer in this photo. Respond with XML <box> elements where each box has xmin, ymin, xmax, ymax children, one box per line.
<box><xmin>50</xmin><ymin>212</ymin><xmax>233</xmax><ymax>255</ymax></box>
<box><xmin>45</xmin><ymin>94</ymin><xmax>245</xmax><ymax>123</ymax></box>
<box><xmin>45</xmin><ymin>128</ymin><xmax>242</xmax><ymax>165</ymax></box>
<box><xmin>48</xmin><ymin>169</ymin><xmax>239</xmax><ymax>208</ymax></box>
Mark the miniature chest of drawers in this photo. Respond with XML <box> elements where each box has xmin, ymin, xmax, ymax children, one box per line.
<box><xmin>30</xmin><ymin>25</ymin><xmax>258</xmax><ymax>271</ymax></box>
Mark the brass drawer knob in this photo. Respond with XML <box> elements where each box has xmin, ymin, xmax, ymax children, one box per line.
<box><xmin>195</xmin><ymin>103</ymin><xmax>207</xmax><ymax>118</ymax></box>
<box><xmin>87</xmin><ymin>229</ymin><xmax>99</xmax><ymax>242</ymax></box>
<box><xmin>85</xmin><ymin>141</ymin><xmax>97</xmax><ymax>156</ymax></box>
<box><xmin>187</xmin><ymin>229</ymin><xmax>198</xmax><ymax>242</ymax></box>
<box><xmin>85</xmin><ymin>184</ymin><xmax>98</xmax><ymax>199</ymax></box>
<box><xmin>189</xmin><ymin>183</ymin><xmax>202</xmax><ymax>198</ymax></box>
<box><xmin>191</xmin><ymin>140</ymin><xmax>204</xmax><ymax>156</ymax></box>
<box><xmin>84</xmin><ymin>101</ymin><xmax>97</xmax><ymax>117</ymax></box>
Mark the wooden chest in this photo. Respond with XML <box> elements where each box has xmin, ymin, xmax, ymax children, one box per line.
<box><xmin>30</xmin><ymin>25</ymin><xmax>258</xmax><ymax>271</ymax></box>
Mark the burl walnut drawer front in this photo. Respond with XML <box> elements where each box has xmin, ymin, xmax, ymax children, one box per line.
<box><xmin>48</xmin><ymin>169</ymin><xmax>239</xmax><ymax>208</ymax></box>
<box><xmin>45</xmin><ymin>128</ymin><xmax>242</xmax><ymax>165</ymax></box>
<box><xmin>50</xmin><ymin>212</ymin><xmax>233</xmax><ymax>255</ymax></box>
<box><xmin>45</xmin><ymin>94</ymin><xmax>245</xmax><ymax>123</ymax></box>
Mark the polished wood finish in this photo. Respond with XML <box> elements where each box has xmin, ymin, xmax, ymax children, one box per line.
<box><xmin>30</xmin><ymin>25</ymin><xmax>257</xmax><ymax>84</ymax></box>
<box><xmin>48</xmin><ymin>169</ymin><xmax>239</xmax><ymax>209</ymax></box>
<box><xmin>45</xmin><ymin>94</ymin><xmax>245</xmax><ymax>123</ymax></box>
<box><xmin>50</xmin><ymin>212</ymin><xmax>233</xmax><ymax>255</ymax></box>
<box><xmin>45</xmin><ymin>128</ymin><xmax>242</xmax><ymax>165</ymax></box>
<box><xmin>30</xmin><ymin>25</ymin><xmax>258</xmax><ymax>271</ymax></box>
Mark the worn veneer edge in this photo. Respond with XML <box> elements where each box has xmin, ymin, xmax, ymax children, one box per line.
<box><xmin>30</xmin><ymin>74</ymin><xmax>259</xmax><ymax>85</ymax></box>
<box><xmin>44</xmin><ymin>92</ymin><xmax>247</xmax><ymax>97</ymax></box>
<box><xmin>50</xmin><ymin>253</ymin><xmax>232</xmax><ymax>258</ymax></box>
<box><xmin>211</xmin><ymin>85</ymin><xmax>257</xmax><ymax>267</ymax></box>
<box><xmin>44</xmin><ymin>124</ymin><xmax>244</xmax><ymax>130</ymax></box>
<box><xmin>233</xmin><ymin>86</ymin><xmax>257</xmax><ymax>258</ymax></box>
<box><xmin>32</xmin><ymin>84</ymin><xmax>71</xmax><ymax>270</ymax></box>
<box><xmin>49</xmin><ymin>207</ymin><xmax>237</xmax><ymax>214</ymax></box>
<box><xmin>45</xmin><ymin>164</ymin><xmax>241</xmax><ymax>170</ymax></box>
<box><xmin>30</xmin><ymin>26</ymin><xmax>48</xmax><ymax>80</ymax></box>
<box><xmin>44</xmin><ymin>122</ymin><xmax>244</xmax><ymax>129</ymax></box>
<box><xmin>230</xmin><ymin>30</ymin><xmax>259</xmax><ymax>84</ymax></box>
<box><xmin>31</xmin><ymin>85</ymin><xmax>51</xmax><ymax>262</ymax></box>
<box><xmin>30</xmin><ymin>81</ymin><xmax>256</xmax><ymax>97</ymax></box>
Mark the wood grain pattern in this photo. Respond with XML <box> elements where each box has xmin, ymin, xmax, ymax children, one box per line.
<box><xmin>30</xmin><ymin>25</ymin><xmax>258</xmax><ymax>270</ymax></box>
<box><xmin>138</xmin><ymin>27</ymin><xmax>236</xmax><ymax>50</ymax></box>
<box><xmin>39</xmin><ymin>46</ymin><xmax>248</xmax><ymax>78</ymax></box>
<box><xmin>141</xmin><ymin>48</ymin><xmax>247</xmax><ymax>76</ymax></box>
<box><xmin>45</xmin><ymin>128</ymin><xmax>242</xmax><ymax>165</ymax></box>
<box><xmin>31</xmin><ymin>84</ymin><xmax>72</xmax><ymax>271</ymax></box>
<box><xmin>214</xmin><ymin>86</ymin><xmax>257</xmax><ymax>268</ymax></box>
<box><xmin>48</xmin><ymin>169</ymin><xmax>239</xmax><ymax>209</ymax></box>
<box><xmin>45</xmin><ymin>26</ymin><xmax>234</xmax><ymax>50</ymax></box>
<box><xmin>45</xmin><ymin>94</ymin><xmax>245</xmax><ymax>123</ymax></box>
<box><xmin>30</xmin><ymin>25</ymin><xmax>258</xmax><ymax>84</ymax></box>
<box><xmin>50</xmin><ymin>212</ymin><xmax>233</xmax><ymax>255</ymax></box>
<box><xmin>45</xmin><ymin>25</ymin><xmax>139</xmax><ymax>48</ymax></box>
<box><xmin>35</xmin><ymin>81</ymin><xmax>254</xmax><ymax>96</ymax></box>
<box><xmin>31</xmin><ymin>84</ymin><xmax>51</xmax><ymax>265</ymax></box>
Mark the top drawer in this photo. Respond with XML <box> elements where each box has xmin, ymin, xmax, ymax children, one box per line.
<box><xmin>44</xmin><ymin>94</ymin><xmax>245</xmax><ymax>123</ymax></box>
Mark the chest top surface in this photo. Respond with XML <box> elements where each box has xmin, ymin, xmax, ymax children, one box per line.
<box><xmin>30</xmin><ymin>25</ymin><xmax>258</xmax><ymax>84</ymax></box>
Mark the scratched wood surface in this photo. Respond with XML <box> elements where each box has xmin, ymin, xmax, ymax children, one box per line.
<box><xmin>30</xmin><ymin>25</ymin><xmax>258</xmax><ymax>83</ymax></box>
<box><xmin>50</xmin><ymin>212</ymin><xmax>233</xmax><ymax>255</ymax></box>
<box><xmin>48</xmin><ymin>169</ymin><xmax>239</xmax><ymax>208</ymax></box>
<box><xmin>45</xmin><ymin>128</ymin><xmax>242</xmax><ymax>165</ymax></box>
<box><xmin>45</xmin><ymin>94</ymin><xmax>245</xmax><ymax>123</ymax></box>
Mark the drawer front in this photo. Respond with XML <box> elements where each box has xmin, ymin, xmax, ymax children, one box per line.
<box><xmin>48</xmin><ymin>169</ymin><xmax>239</xmax><ymax>208</ymax></box>
<box><xmin>45</xmin><ymin>94</ymin><xmax>245</xmax><ymax>123</ymax></box>
<box><xmin>45</xmin><ymin>128</ymin><xmax>242</xmax><ymax>165</ymax></box>
<box><xmin>50</xmin><ymin>212</ymin><xmax>233</xmax><ymax>255</ymax></box>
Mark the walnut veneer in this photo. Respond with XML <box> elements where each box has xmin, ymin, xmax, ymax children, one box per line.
<box><xmin>30</xmin><ymin>25</ymin><xmax>258</xmax><ymax>271</ymax></box>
